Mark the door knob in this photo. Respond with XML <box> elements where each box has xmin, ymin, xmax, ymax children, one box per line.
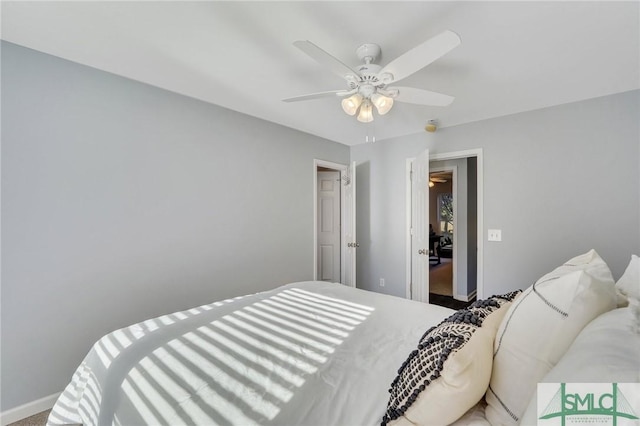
<box><xmin>418</xmin><ymin>249</ymin><xmax>427</xmax><ymax>255</ymax></box>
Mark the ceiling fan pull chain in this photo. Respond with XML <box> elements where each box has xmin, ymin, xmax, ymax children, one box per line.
<box><xmin>364</xmin><ymin>122</ymin><xmax>376</xmax><ymax>144</ymax></box>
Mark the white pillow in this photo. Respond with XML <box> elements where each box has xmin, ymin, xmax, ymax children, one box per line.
<box><xmin>616</xmin><ymin>255</ymin><xmax>640</xmax><ymax>330</ymax></box>
<box><xmin>519</xmin><ymin>307</ymin><xmax>640</xmax><ymax>425</ymax></box>
<box><xmin>616</xmin><ymin>255</ymin><xmax>639</xmax><ymax>302</ymax></box>
<box><xmin>485</xmin><ymin>250</ymin><xmax>616</xmax><ymax>426</ymax></box>
<box><xmin>383</xmin><ymin>292</ymin><xmax>520</xmax><ymax>426</ymax></box>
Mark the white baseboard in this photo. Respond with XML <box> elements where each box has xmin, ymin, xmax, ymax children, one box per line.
<box><xmin>455</xmin><ymin>289</ymin><xmax>477</xmax><ymax>302</ymax></box>
<box><xmin>0</xmin><ymin>392</ymin><xmax>60</xmax><ymax>426</ymax></box>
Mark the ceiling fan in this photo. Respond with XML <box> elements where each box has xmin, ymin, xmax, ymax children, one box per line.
<box><xmin>430</xmin><ymin>171</ymin><xmax>451</xmax><ymax>182</ymax></box>
<box><xmin>429</xmin><ymin>171</ymin><xmax>451</xmax><ymax>187</ymax></box>
<box><xmin>283</xmin><ymin>30</ymin><xmax>461</xmax><ymax>122</ymax></box>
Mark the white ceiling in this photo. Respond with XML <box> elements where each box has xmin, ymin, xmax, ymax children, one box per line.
<box><xmin>2</xmin><ymin>1</ymin><xmax>639</xmax><ymax>146</ymax></box>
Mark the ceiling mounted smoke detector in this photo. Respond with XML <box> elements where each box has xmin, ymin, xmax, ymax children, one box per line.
<box><xmin>425</xmin><ymin>119</ymin><xmax>438</xmax><ymax>132</ymax></box>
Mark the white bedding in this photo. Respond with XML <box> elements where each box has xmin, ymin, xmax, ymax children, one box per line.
<box><xmin>47</xmin><ymin>281</ymin><xmax>454</xmax><ymax>426</ymax></box>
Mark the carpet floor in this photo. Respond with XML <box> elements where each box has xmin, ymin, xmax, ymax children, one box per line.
<box><xmin>7</xmin><ymin>409</ymin><xmax>50</xmax><ymax>426</ymax></box>
<box><xmin>428</xmin><ymin>258</ymin><xmax>476</xmax><ymax>310</ymax></box>
<box><xmin>429</xmin><ymin>258</ymin><xmax>453</xmax><ymax>296</ymax></box>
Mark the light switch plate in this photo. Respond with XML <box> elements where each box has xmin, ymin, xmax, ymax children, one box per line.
<box><xmin>488</xmin><ymin>229</ymin><xmax>502</xmax><ymax>241</ymax></box>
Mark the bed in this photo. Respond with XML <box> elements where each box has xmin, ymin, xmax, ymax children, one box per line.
<box><xmin>47</xmin><ymin>251</ymin><xmax>640</xmax><ymax>426</ymax></box>
<box><xmin>46</xmin><ymin>281</ymin><xmax>455</xmax><ymax>426</ymax></box>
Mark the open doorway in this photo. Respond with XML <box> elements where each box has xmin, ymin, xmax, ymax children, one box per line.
<box><xmin>406</xmin><ymin>149</ymin><xmax>483</xmax><ymax>308</ymax></box>
<box><xmin>428</xmin><ymin>168</ymin><xmax>456</xmax><ymax>302</ymax></box>
<box><xmin>313</xmin><ymin>160</ymin><xmax>357</xmax><ymax>287</ymax></box>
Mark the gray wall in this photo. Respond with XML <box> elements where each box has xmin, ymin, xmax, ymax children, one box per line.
<box><xmin>352</xmin><ymin>89</ymin><xmax>640</xmax><ymax>299</ymax></box>
<box><xmin>0</xmin><ymin>42</ymin><xmax>349</xmax><ymax>410</ymax></box>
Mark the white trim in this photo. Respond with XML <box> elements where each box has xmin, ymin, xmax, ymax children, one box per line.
<box><xmin>405</xmin><ymin>148</ymin><xmax>484</xmax><ymax>301</ymax></box>
<box><xmin>313</xmin><ymin>159</ymin><xmax>348</xmax><ymax>283</ymax></box>
<box><xmin>405</xmin><ymin>159</ymin><xmax>413</xmax><ymax>299</ymax></box>
<box><xmin>475</xmin><ymin>150</ymin><xmax>484</xmax><ymax>300</ymax></box>
<box><xmin>458</xmin><ymin>289</ymin><xmax>477</xmax><ymax>302</ymax></box>
<box><xmin>430</xmin><ymin>149</ymin><xmax>483</xmax><ymax>162</ymax></box>
<box><xmin>1</xmin><ymin>392</ymin><xmax>59</xmax><ymax>426</ymax></box>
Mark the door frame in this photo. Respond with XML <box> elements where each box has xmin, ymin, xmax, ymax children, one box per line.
<box><xmin>405</xmin><ymin>149</ymin><xmax>484</xmax><ymax>300</ymax></box>
<box><xmin>313</xmin><ymin>159</ymin><xmax>349</xmax><ymax>283</ymax></box>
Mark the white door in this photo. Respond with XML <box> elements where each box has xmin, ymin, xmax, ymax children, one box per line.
<box><xmin>317</xmin><ymin>171</ymin><xmax>341</xmax><ymax>282</ymax></box>
<box><xmin>411</xmin><ymin>150</ymin><xmax>430</xmax><ymax>302</ymax></box>
<box><xmin>342</xmin><ymin>161</ymin><xmax>357</xmax><ymax>287</ymax></box>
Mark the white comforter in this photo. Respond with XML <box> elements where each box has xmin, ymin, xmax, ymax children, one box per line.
<box><xmin>48</xmin><ymin>281</ymin><xmax>454</xmax><ymax>426</ymax></box>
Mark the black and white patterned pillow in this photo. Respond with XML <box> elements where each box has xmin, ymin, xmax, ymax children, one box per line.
<box><xmin>382</xmin><ymin>291</ymin><xmax>521</xmax><ymax>426</ymax></box>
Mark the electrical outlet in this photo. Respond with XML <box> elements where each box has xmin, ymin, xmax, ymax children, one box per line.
<box><xmin>380</xmin><ymin>278</ymin><xmax>385</xmax><ymax>287</ymax></box>
<box><xmin>488</xmin><ymin>229</ymin><xmax>502</xmax><ymax>242</ymax></box>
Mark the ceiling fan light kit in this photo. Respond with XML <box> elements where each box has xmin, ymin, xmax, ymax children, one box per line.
<box><xmin>284</xmin><ymin>30</ymin><xmax>461</xmax><ymax>124</ymax></box>
<box><xmin>371</xmin><ymin>93</ymin><xmax>394</xmax><ymax>115</ymax></box>
<box><xmin>425</xmin><ymin>119</ymin><xmax>438</xmax><ymax>132</ymax></box>
<box><xmin>341</xmin><ymin>94</ymin><xmax>363</xmax><ymax>115</ymax></box>
<box><xmin>357</xmin><ymin>100</ymin><xmax>374</xmax><ymax>123</ymax></box>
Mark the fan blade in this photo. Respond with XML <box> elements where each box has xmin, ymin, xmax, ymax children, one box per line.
<box><xmin>392</xmin><ymin>86</ymin><xmax>454</xmax><ymax>106</ymax></box>
<box><xmin>294</xmin><ymin>40</ymin><xmax>360</xmax><ymax>80</ymax></box>
<box><xmin>282</xmin><ymin>90</ymin><xmax>346</xmax><ymax>103</ymax></box>
<box><xmin>379</xmin><ymin>30</ymin><xmax>461</xmax><ymax>84</ymax></box>
<box><xmin>430</xmin><ymin>178</ymin><xmax>447</xmax><ymax>183</ymax></box>
<box><xmin>430</xmin><ymin>172</ymin><xmax>450</xmax><ymax>178</ymax></box>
